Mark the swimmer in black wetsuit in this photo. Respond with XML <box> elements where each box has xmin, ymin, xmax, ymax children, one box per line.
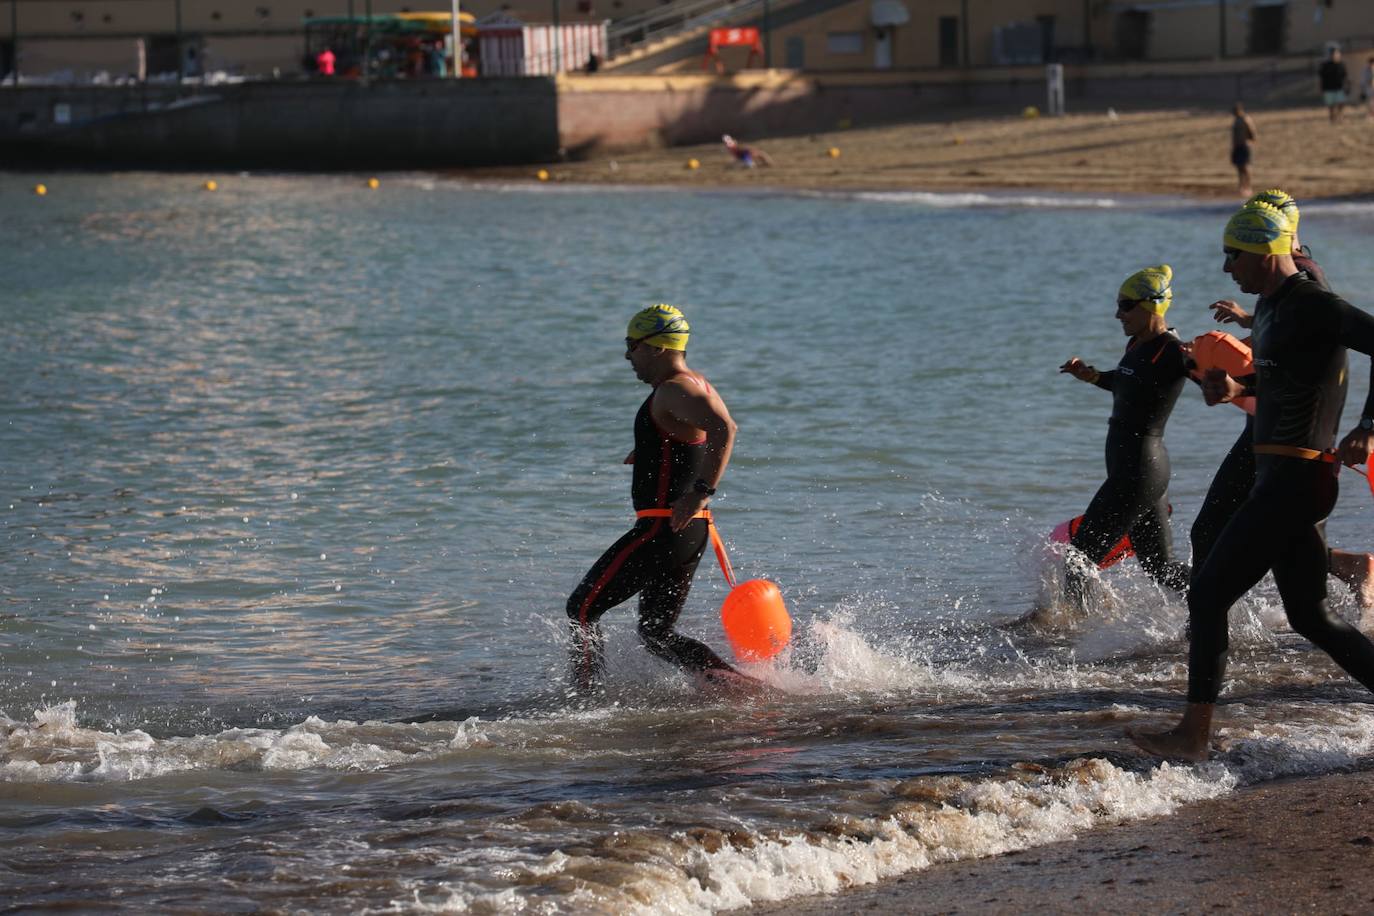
<box><xmin>1132</xmin><ymin>202</ymin><xmax>1374</xmax><ymax>761</ymax></box>
<box><xmin>566</xmin><ymin>304</ymin><xmax>745</xmax><ymax>691</ymax></box>
<box><xmin>1058</xmin><ymin>265</ymin><xmax>1192</xmax><ymax>610</ymax></box>
<box><xmin>1189</xmin><ymin>189</ymin><xmax>1374</xmax><ymax>608</ymax></box>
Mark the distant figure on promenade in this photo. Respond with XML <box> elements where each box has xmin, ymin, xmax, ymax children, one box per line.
<box><xmin>1319</xmin><ymin>47</ymin><xmax>1349</xmax><ymax>123</ymax></box>
<box><xmin>722</xmin><ymin>134</ymin><xmax>774</xmax><ymax>168</ymax></box>
<box><xmin>1361</xmin><ymin>55</ymin><xmax>1374</xmax><ymax>117</ymax></box>
<box><xmin>316</xmin><ymin>48</ymin><xmax>336</xmax><ymax>77</ymax></box>
<box><xmin>1229</xmin><ymin>102</ymin><xmax>1257</xmax><ymax>197</ymax></box>
<box><xmin>585</xmin><ymin>53</ymin><xmax>600</xmax><ymax>74</ymax></box>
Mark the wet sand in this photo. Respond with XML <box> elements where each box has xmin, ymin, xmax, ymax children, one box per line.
<box><xmin>487</xmin><ymin>104</ymin><xmax>1374</xmax><ymax>201</ymax></box>
<box><xmin>748</xmin><ymin>767</ymin><xmax>1374</xmax><ymax>914</ymax></box>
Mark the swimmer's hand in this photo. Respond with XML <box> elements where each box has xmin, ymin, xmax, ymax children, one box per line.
<box><xmin>1201</xmin><ymin>368</ymin><xmax>1244</xmax><ymax>406</ymax></box>
<box><xmin>670</xmin><ymin>491</ymin><xmax>707</xmax><ymax>531</ymax></box>
<box><xmin>1059</xmin><ymin>358</ymin><xmax>1100</xmax><ymax>384</ymax></box>
<box><xmin>624</xmin><ymin>450</ymin><xmax>635</xmax><ymax>465</ymax></box>
<box><xmin>1336</xmin><ymin>426</ymin><xmax>1374</xmax><ymax>468</ymax></box>
<box><xmin>1209</xmin><ymin>299</ymin><xmax>1252</xmax><ymax>328</ymax></box>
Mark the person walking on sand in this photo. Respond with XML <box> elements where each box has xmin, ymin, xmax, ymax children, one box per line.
<box><xmin>1057</xmin><ymin>266</ymin><xmax>1192</xmax><ymax>614</ymax></box>
<box><xmin>1131</xmin><ymin>203</ymin><xmax>1374</xmax><ymax>762</ymax></box>
<box><xmin>1319</xmin><ymin>46</ymin><xmax>1350</xmax><ymax>124</ymax></box>
<box><xmin>1229</xmin><ymin>102</ymin><xmax>1257</xmax><ymax>197</ymax></box>
<box><xmin>565</xmin><ymin>304</ymin><xmax>754</xmax><ymax>692</ymax></box>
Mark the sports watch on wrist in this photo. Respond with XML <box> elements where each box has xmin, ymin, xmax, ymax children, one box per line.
<box><xmin>1359</xmin><ymin>417</ymin><xmax>1374</xmax><ymax>432</ymax></box>
<box><xmin>692</xmin><ymin>478</ymin><xmax>716</xmax><ymax>496</ymax></box>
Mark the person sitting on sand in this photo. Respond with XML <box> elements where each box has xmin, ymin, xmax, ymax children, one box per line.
<box><xmin>565</xmin><ymin>305</ymin><xmax>755</xmax><ymax>692</ymax></box>
<box><xmin>1131</xmin><ymin>202</ymin><xmax>1374</xmax><ymax>762</ymax></box>
<box><xmin>722</xmin><ymin>134</ymin><xmax>774</xmax><ymax>168</ymax></box>
<box><xmin>1057</xmin><ymin>266</ymin><xmax>1192</xmax><ymax>613</ymax></box>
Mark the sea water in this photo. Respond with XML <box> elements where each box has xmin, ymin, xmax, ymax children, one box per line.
<box><xmin>5</xmin><ymin>173</ymin><xmax>1374</xmax><ymax>911</ymax></box>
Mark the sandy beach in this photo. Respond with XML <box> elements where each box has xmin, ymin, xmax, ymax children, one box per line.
<box><xmin>485</xmin><ymin>103</ymin><xmax>1374</xmax><ymax>201</ymax></box>
<box><xmin>748</xmin><ymin>767</ymin><xmax>1374</xmax><ymax>914</ymax></box>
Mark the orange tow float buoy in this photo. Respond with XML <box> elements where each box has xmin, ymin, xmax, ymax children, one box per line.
<box><xmin>720</xmin><ymin>578</ymin><xmax>791</xmax><ymax>661</ymax></box>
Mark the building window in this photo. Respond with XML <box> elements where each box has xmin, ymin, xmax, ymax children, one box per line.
<box><xmin>826</xmin><ymin>31</ymin><xmax>863</xmax><ymax>54</ymax></box>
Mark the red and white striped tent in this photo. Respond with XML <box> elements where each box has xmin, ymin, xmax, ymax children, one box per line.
<box><xmin>476</xmin><ymin>13</ymin><xmax>609</xmax><ymax>76</ymax></box>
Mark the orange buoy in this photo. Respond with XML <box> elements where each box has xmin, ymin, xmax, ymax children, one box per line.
<box><xmin>720</xmin><ymin>579</ymin><xmax>791</xmax><ymax>662</ymax></box>
<box><xmin>1191</xmin><ymin>331</ymin><xmax>1253</xmax><ymax>378</ymax></box>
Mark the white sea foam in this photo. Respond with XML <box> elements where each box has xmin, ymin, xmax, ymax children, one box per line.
<box><xmin>0</xmin><ymin>702</ymin><xmax>491</xmax><ymax>782</ymax></box>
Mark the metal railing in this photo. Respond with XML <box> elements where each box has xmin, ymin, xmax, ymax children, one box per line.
<box><xmin>606</xmin><ymin>0</ymin><xmax>764</xmax><ymax>60</ymax></box>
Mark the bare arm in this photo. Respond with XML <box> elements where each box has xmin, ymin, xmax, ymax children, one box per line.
<box><xmin>653</xmin><ymin>377</ymin><xmax>738</xmax><ymax>530</ymax></box>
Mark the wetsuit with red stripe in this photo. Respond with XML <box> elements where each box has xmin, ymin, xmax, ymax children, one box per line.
<box><xmin>566</xmin><ymin>382</ymin><xmax>733</xmax><ymax>689</ymax></box>
<box><xmin>1066</xmin><ymin>330</ymin><xmax>1191</xmax><ymax>606</ymax></box>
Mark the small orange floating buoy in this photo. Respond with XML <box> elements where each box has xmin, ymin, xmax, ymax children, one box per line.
<box><xmin>720</xmin><ymin>579</ymin><xmax>792</xmax><ymax>662</ymax></box>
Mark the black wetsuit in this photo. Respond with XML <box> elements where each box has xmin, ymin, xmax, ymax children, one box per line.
<box><xmin>1189</xmin><ymin>254</ymin><xmax>1331</xmax><ymax>584</ymax></box>
<box><xmin>566</xmin><ymin>384</ymin><xmax>732</xmax><ymax>688</ymax></box>
<box><xmin>1187</xmin><ymin>273</ymin><xmax>1374</xmax><ymax>703</ymax></box>
<box><xmin>1067</xmin><ymin>331</ymin><xmax>1191</xmax><ymax>603</ymax></box>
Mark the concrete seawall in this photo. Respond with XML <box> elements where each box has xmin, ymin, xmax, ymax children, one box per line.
<box><xmin>0</xmin><ymin>57</ymin><xmax>1314</xmax><ymax>169</ymax></box>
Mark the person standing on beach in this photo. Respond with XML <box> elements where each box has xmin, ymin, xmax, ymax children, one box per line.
<box><xmin>1319</xmin><ymin>47</ymin><xmax>1350</xmax><ymax>124</ymax></box>
<box><xmin>1229</xmin><ymin>103</ymin><xmax>1257</xmax><ymax>197</ymax></box>
<box><xmin>1057</xmin><ymin>266</ymin><xmax>1191</xmax><ymax>612</ymax></box>
<box><xmin>1131</xmin><ymin>203</ymin><xmax>1374</xmax><ymax>761</ymax></box>
<box><xmin>1191</xmin><ymin>189</ymin><xmax>1374</xmax><ymax>608</ymax></box>
<box><xmin>565</xmin><ymin>304</ymin><xmax>750</xmax><ymax>691</ymax></box>
<box><xmin>1362</xmin><ymin>55</ymin><xmax>1374</xmax><ymax>118</ymax></box>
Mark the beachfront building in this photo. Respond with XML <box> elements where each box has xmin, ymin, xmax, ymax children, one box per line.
<box><xmin>755</xmin><ymin>0</ymin><xmax>1374</xmax><ymax>73</ymax></box>
<box><xmin>2</xmin><ymin>0</ymin><xmax>1372</xmax><ymax>80</ymax></box>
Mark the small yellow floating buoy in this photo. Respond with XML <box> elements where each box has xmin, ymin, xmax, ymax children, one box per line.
<box><xmin>826</xmin><ymin>147</ymin><xmax>840</xmax><ymax>158</ymax></box>
<box><xmin>34</xmin><ymin>183</ymin><xmax>47</xmax><ymax>196</ymax></box>
<box><xmin>1022</xmin><ymin>105</ymin><xmax>1041</xmax><ymax>119</ymax></box>
<box><xmin>536</xmin><ymin>169</ymin><xmax>550</xmax><ymax>182</ymax></box>
<box><xmin>367</xmin><ymin>177</ymin><xmax>380</xmax><ymax>189</ymax></box>
<box><xmin>686</xmin><ymin>158</ymin><xmax>700</xmax><ymax>170</ymax></box>
<box><xmin>204</xmin><ymin>180</ymin><xmax>218</xmax><ymax>192</ymax></box>
<box><xmin>952</xmin><ymin>135</ymin><xmax>965</xmax><ymax>145</ymax></box>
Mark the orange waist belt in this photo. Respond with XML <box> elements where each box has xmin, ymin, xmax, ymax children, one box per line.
<box><xmin>635</xmin><ymin>508</ymin><xmax>737</xmax><ymax>587</ymax></box>
<box><xmin>1253</xmin><ymin>444</ymin><xmax>1338</xmax><ymax>463</ymax></box>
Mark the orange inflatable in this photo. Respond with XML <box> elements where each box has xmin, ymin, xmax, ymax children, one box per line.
<box><xmin>720</xmin><ymin>579</ymin><xmax>792</xmax><ymax>662</ymax></box>
<box><xmin>1191</xmin><ymin>331</ymin><xmax>1256</xmax><ymax>415</ymax></box>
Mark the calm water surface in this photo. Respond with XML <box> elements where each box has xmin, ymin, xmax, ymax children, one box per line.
<box><xmin>5</xmin><ymin>173</ymin><xmax>1374</xmax><ymax>911</ymax></box>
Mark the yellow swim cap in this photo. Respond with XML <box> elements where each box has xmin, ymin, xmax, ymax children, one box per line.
<box><xmin>1246</xmin><ymin>188</ymin><xmax>1299</xmax><ymax>233</ymax></box>
<box><xmin>627</xmin><ymin>304</ymin><xmax>690</xmax><ymax>351</ymax></box>
<box><xmin>1119</xmin><ymin>264</ymin><xmax>1174</xmax><ymax>316</ymax></box>
<box><xmin>1224</xmin><ymin>201</ymin><xmax>1294</xmax><ymax>255</ymax></box>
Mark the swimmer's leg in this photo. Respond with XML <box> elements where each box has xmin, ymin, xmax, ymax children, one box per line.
<box><xmin>1066</xmin><ymin>475</ymin><xmax>1138</xmax><ymax>611</ymax></box>
<box><xmin>1189</xmin><ymin>427</ymin><xmax>1254</xmax><ymax>589</ymax></box>
<box><xmin>1129</xmin><ymin>494</ymin><xmax>1190</xmax><ymax>594</ymax></box>
<box><xmin>636</xmin><ymin>520</ymin><xmax>734</xmax><ymax>675</ymax></box>
<box><xmin>566</xmin><ymin>524</ymin><xmax>662</xmax><ymax>690</ymax></box>
<box><xmin>1132</xmin><ymin>490</ymin><xmax>1283</xmax><ymax>760</ymax></box>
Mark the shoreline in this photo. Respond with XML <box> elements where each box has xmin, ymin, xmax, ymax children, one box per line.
<box><xmin>747</xmin><ymin>766</ymin><xmax>1374</xmax><ymax>913</ymax></box>
<box><xmin>467</xmin><ymin>104</ymin><xmax>1374</xmax><ymax>203</ymax></box>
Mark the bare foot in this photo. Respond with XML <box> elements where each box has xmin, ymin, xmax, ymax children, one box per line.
<box><xmin>1330</xmin><ymin>551</ymin><xmax>1374</xmax><ymax>611</ymax></box>
<box><xmin>694</xmin><ymin>667</ymin><xmax>777</xmax><ymax>698</ymax></box>
<box><xmin>1126</xmin><ymin>726</ymin><xmax>1211</xmax><ymax>762</ymax></box>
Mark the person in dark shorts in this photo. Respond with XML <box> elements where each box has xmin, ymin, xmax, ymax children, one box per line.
<box><xmin>1131</xmin><ymin>202</ymin><xmax>1374</xmax><ymax>761</ymax></box>
<box><xmin>1319</xmin><ymin>46</ymin><xmax>1350</xmax><ymax>123</ymax></box>
<box><xmin>566</xmin><ymin>304</ymin><xmax>748</xmax><ymax>691</ymax></box>
<box><xmin>1229</xmin><ymin>102</ymin><xmax>1257</xmax><ymax>197</ymax></box>
<box><xmin>1058</xmin><ymin>265</ymin><xmax>1192</xmax><ymax>611</ymax></box>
